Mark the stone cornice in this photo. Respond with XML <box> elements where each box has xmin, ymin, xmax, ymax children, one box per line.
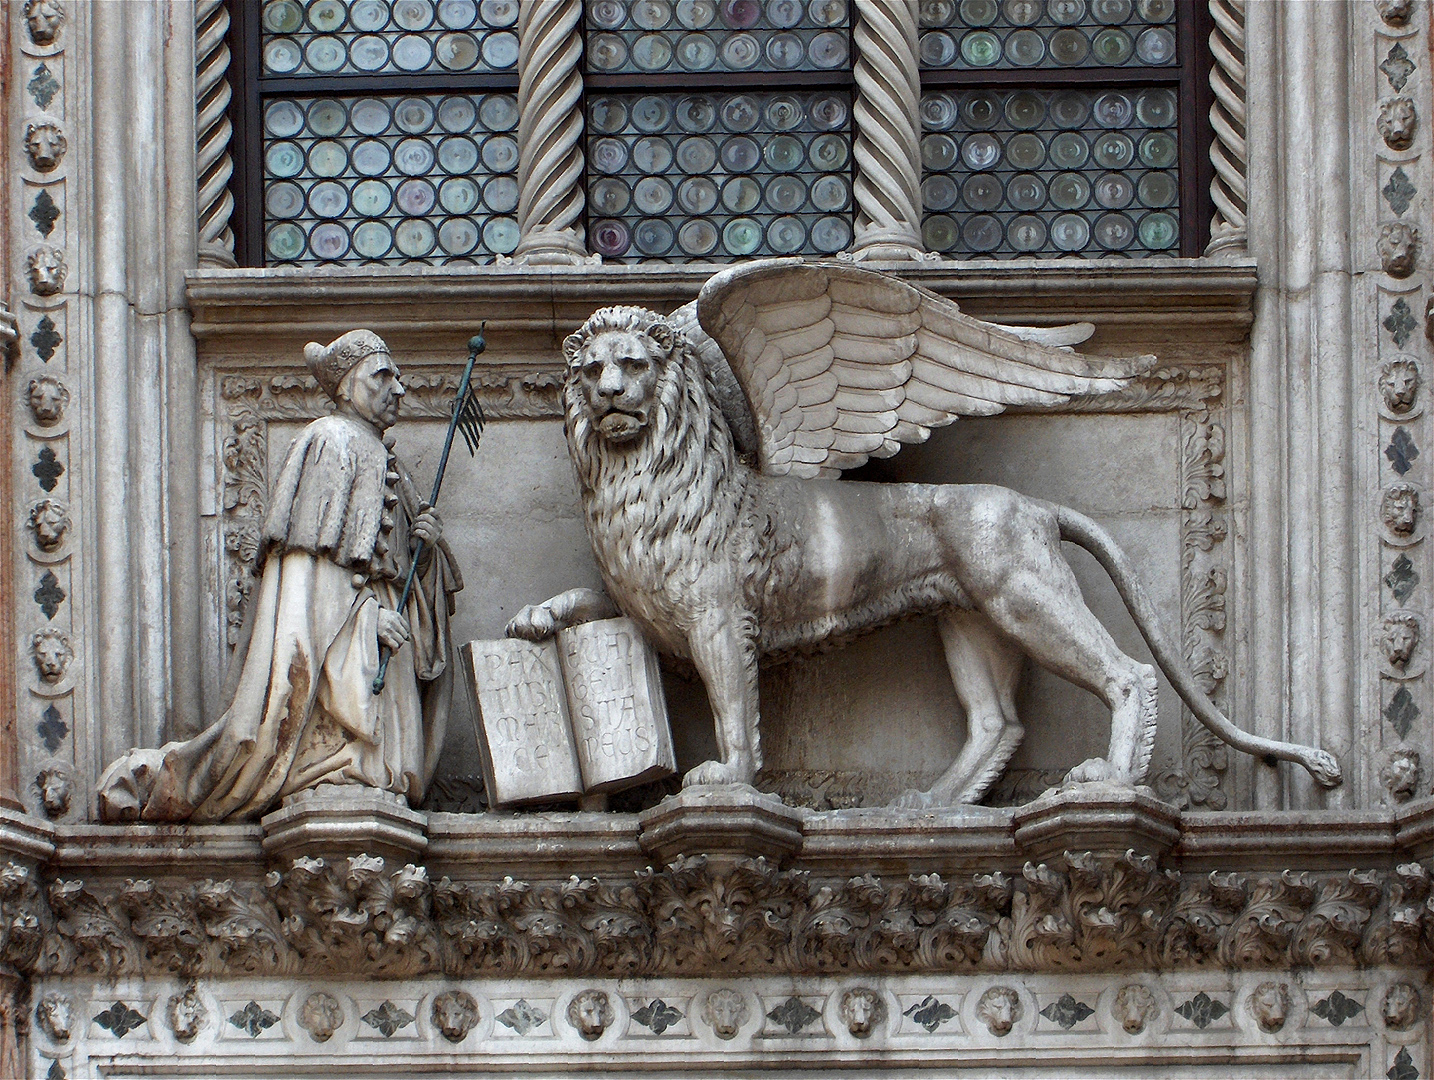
<box><xmin>184</xmin><ymin>259</ymin><xmax>1258</xmax><ymax>349</ymax></box>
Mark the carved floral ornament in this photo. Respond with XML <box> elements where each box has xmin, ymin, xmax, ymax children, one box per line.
<box><xmin>0</xmin><ymin>852</ymin><xmax>1430</xmax><ymax>981</ymax></box>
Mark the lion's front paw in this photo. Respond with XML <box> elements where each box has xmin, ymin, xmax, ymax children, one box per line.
<box><xmin>892</xmin><ymin>788</ymin><xmax>937</xmax><ymax>810</ymax></box>
<box><xmin>1305</xmin><ymin>748</ymin><xmax>1344</xmax><ymax>788</ymax></box>
<box><xmin>682</xmin><ymin>759</ymin><xmax>752</xmax><ymax>788</ymax></box>
<box><xmin>506</xmin><ymin>603</ymin><xmax>556</xmax><ymax>641</ymax></box>
<box><xmin>1063</xmin><ymin>757</ymin><xmax>1117</xmax><ymax>785</ymax></box>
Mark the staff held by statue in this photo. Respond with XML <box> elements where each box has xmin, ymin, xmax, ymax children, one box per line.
<box><xmin>374</xmin><ymin>329</ymin><xmax>486</xmax><ymax>694</ymax></box>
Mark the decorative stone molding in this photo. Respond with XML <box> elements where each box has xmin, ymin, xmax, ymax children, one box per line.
<box><xmin>847</xmin><ymin>1</ymin><xmax>928</xmax><ymax>262</ymax></box>
<box><xmin>5</xmin><ymin>851</ymin><xmax>1430</xmax><ymax>980</ymax></box>
<box><xmin>195</xmin><ymin>0</ymin><xmax>236</xmax><ymax>266</ymax></box>
<box><xmin>1206</xmin><ymin>0</ymin><xmax>1248</xmax><ymax>256</ymax></box>
<box><xmin>512</xmin><ymin>0</ymin><xmax>591</xmax><ymax>265</ymax></box>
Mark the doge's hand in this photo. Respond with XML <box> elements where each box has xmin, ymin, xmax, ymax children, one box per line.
<box><xmin>411</xmin><ymin>504</ymin><xmax>442</xmax><ymax>549</ymax></box>
<box><xmin>377</xmin><ymin>608</ymin><xmax>411</xmax><ymax>652</ymax></box>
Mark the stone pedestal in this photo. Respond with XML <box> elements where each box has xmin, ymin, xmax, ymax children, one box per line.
<box><xmin>1011</xmin><ymin>782</ymin><xmax>1181</xmax><ymax>866</ymax></box>
<box><xmin>637</xmin><ymin>784</ymin><xmax>805</xmax><ymax>868</ymax></box>
<box><xmin>261</xmin><ymin>786</ymin><xmax>428</xmax><ymax>865</ymax></box>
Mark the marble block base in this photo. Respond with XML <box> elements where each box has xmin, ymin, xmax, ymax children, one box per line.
<box><xmin>1011</xmin><ymin>782</ymin><xmax>1182</xmax><ymax>866</ymax></box>
<box><xmin>261</xmin><ymin>786</ymin><xmax>428</xmax><ymax>865</ymax></box>
<box><xmin>638</xmin><ymin>784</ymin><xmax>806</xmax><ymax>868</ymax></box>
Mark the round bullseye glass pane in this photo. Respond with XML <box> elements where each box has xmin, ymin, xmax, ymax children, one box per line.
<box><xmin>677</xmin><ymin>96</ymin><xmax>716</xmax><ymax>132</ymax></box>
<box><xmin>811</xmin><ymin>215</ymin><xmax>851</xmax><ymax>252</ymax></box>
<box><xmin>632</xmin><ymin>96</ymin><xmax>672</xmax><ymax>132</ymax></box>
<box><xmin>766</xmin><ymin>32</ymin><xmax>805</xmax><ymax>69</ymax></box>
<box><xmin>1137</xmin><ymin>0</ymin><xmax>1174</xmax><ymax>20</ymax></box>
<box><xmin>920</xmin><ymin>30</ymin><xmax>958</xmax><ymax>67</ymax></box>
<box><xmin>720</xmin><ymin>0</ymin><xmax>761</xmax><ymax>27</ymax></box>
<box><xmin>1008</xmin><ymin>214</ymin><xmax>1047</xmax><ymax>251</ymax></box>
<box><xmin>677</xmin><ymin>33</ymin><xmax>717</xmax><ymax>69</ymax></box>
<box><xmin>1093</xmin><ymin>91</ymin><xmax>1133</xmax><ymax>128</ymax></box>
<box><xmin>310</xmin><ymin>222</ymin><xmax>351</xmax><ymax>261</ymax></box>
<box><xmin>1050</xmin><ymin>171</ymin><xmax>1091</xmax><ymax>209</ymax></box>
<box><xmin>352</xmin><ymin>221</ymin><xmax>392</xmax><ymax>259</ymax></box>
<box><xmin>265</xmin><ymin>100</ymin><xmax>304</xmax><ymax>138</ymax></box>
<box><xmin>263</xmin><ymin>38</ymin><xmax>302</xmax><ymax>74</ymax></box>
<box><xmin>634</xmin><ymin>176</ymin><xmax>674</xmax><ymax>214</ymax></box>
<box><xmin>591</xmin><ymin>138</ymin><xmax>628</xmax><ymax>174</ymax></box>
<box><xmin>811</xmin><ymin>174</ymin><xmax>850</xmax><ymax>211</ymax></box>
<box><xmin>961</xmin><ymin>30</ymin><xmax>1000</xmax><ymax>67</ymax></box>
<box><xmin>484</xmin><ymin>175</ymin><xmax>518</xmax><ymax>211</ymax></box>
<box><xmin>305</xmin><ymin>36</ymin><xmax>346</xmax><ymax>72</ymax></box>
<box><xmin>1092</xmin><ymin>0</ymin><xmax>1132</xmax><ymax>22</ymax></box>
<box><xmin>923</xmin><ymin>174</ymin><xmax>958</xmax><ymax>212</ymax></box>
<box><xmin>439</xmin><ymin>216</ymin><xmax>479</xmax><ymax>255</ymax></box>
<box><xmin>589</xmin><ymin>1</ymin><xmax>627</xmax><ymax>29</ymax></box>
<box><xmin>439</xmin><ymin>136</ymin><xmax>479</xmax><ymax>174</ymax></box>
<box><xmin>720</xmin><ymin>32</ymin><xmax>761</xmax><ymax>69</ymax></box>
<box><xmin>263</xmin><ymin>0</ymin><xmax>303</xmax><ymax>33</ymax></box>
<box><xmin>588</xmin><ymin>33</ymin><xmax>628</xmax><ymax>70</ymax></box>
<box><xmin>923</xmin><ymin>214</ymin><xmax>958</xmax><ymax>252</ymax></box>
<box><xmin>810</xmin><ymin>31</ymin><xmax>848</xmax><ymax>68</ymax></box>
<box><xmin>963</xmin><ymin>214</ymin><xmax>1001</xmax><ymax>252</ymax></box>
<box><xmin>722</xmin><ymin>176</ymin><xmax>761</xmax><ymax>213</ymax></box>
<box><xmin>1094</xmin><ymin>212</ymin><xmax>1135</xmax><ymax>249</ymax></box>
<box><xmin>436</xmin><ymin>31</ymin><xmax>479</xmax><ymax>70</ymax></box>
<box><xmin>810</xmin><ymin>96</ymin><xmax>848</xmax><ymax>131</ymax></box>
<box><xmin>922</xmin><ymin>133</ymin><xmax>958</xmax><ymax>171</ymax></box>
<box><xmin>1138</xmin><ymin>131</ymin><xmax>1177</xmax><ymax>168</ymax></box>
<box><xmin>481</xmin><ymin>31</ymin><xmax>518</xmax><ymax>68</ymax></box>
<box><xmin>1005</xmin><ymin>29</ymin><xmax>1045</xmax><ymax>66</ymax></box>
<box><xmin>396</xmin><ymin>178</ymin><xmax>437</xmax><ymax>215</ymax></box>
<box><xmin>959</xmin><ymin>0</ymin><xmax>998</xmax><ymax>26</ymax></box>
<box><xmin>350</xmin><ymin>35</ymin><xmax>390</xmax><ymax>70</ymax></box>
<box><xmin>721</xmin><ymin>136</ymin><xmax>761</xmax><ymax>173</ymax></box>
<box><xmin>809</xmin><ymin>133</ymin><xmax>848</xmax><ymax>170</ymax></box>
<box><xmin>1092</xmin><ymin>131</ymin><xmax>1134</xmax><ymax>169</ymax></box>
<box><xmin>1005</xmin><ymin>92</ymin><xmax>1045</xmax><ymax>129</ymax></box>
<box><xmin>590</xmin><ymin>98</ymin><xmax>629</xmax><ymax>134</ymax></box>
<box><xmin>440</xmin><ymin>96</ymin><xmax>477</xmax><ymax>132</ymax></box>
<box><xmin>962</xmin><ymin>94</ymin><xmax>999</xmax><ymax>128</ymax></box>
<box><xmin>1051</xmin><ymin>92</ymin><xmax>1090</xmax><ymax>128</ymax></box>
<box><xmin>769</xmin><ymin>0</ymin><xmax>804</xmax><ymax>27</ymax></box>
<box><xmin>1137</xmin><ymin>170</ymin><xmax>1176</xmax><ymax>207</ymax></box>
<box><xmin>481</xmin><ymin>135</ymin><xmax>518</xmax><ymax>171</ymax></box>
<box><xmin>766</xmin><ymin>96</ymin><xmax>804</xmax><ymax>131</ymax></box>
<box><xmin>1138</xmin><ymin>211</ymin><xmax>1177</xmax><ymax>249</ymax></box>
<box><xmin>679</xmin><ymin>218</ymin><xmax>719</xmax><ymax>256</ymax></box>
<box><xmin>633</xmin><ymin>0</ymin><xmax>672</xmax><ymax>28</ymax></box>
<box><xmin>633</xmin><ymin>136</ymin><xmax>673</xmax><ymax>173</ymax></box>
<box><xmin>395</xmin><ymin>97</ymin><xmax>436</xmax><ymax>133</ymax></box>
<box><xmin>765</xmin><ymin>174</ymin><xmax>806</xmax><ymax>213</ymax></box>
<box><xmin>395</xmin><ymin>218</ymin><xmax>437</xmax><ymax>257</ymax></box>
<box><xmin>352</xmin><ymin>98</ymin><xmax>391</xmax><ymax>135</ymax></box>
<box><xmin>395</xmin><ymin>137</ymin><xmax>436</xmax><ymax>175</ymax></box>
<box><xmin>961</xmin><ymin>132</ymin><xmax>1002</xmax><ymax>170</ymax></box>
<box><xmin>265</xmin><ymin>181</ymin><xmax>305</xmax><ymax>218</ymax></box>
<box><xmin>811</xmin><ymin>0</ymin><xmax>846</xmax><ymax>26</ymax></box>
<box><xmin>307</xmin><ymin>0</ymin><xmax>345</xmax><ymax>30</ymax></box>
<box><xmin>1136</xmin><ymin>26</ymin><xmax>1175</xmax><ymax>64</ymax></box>
<box><xmin>677</xmin><ymin>176</ymin><xmax>718</xmax><ymax>214</ymax></box>
<box><xmin>1092</xmin><ymin>28</ymin><xmax>1133</xmax><ymax>64</ymax></box>
<box><xmin>393</xmin><ymin>0</ymin><xmax>435</xmax><ymax>30</ymax></box>
<box><xmin>439</xmin><ymin>0</ymin><xmax>478</xmax><ymax>27</ymax></box>
<box><xmin>392</xmin><ymin>34</ymin><xmax>434</xmax><ymax>70</ymax></box>
<box><xmin>591</xmin><ymin>219</ymin><xmax>631</xmax><ymax>256</ymax></box>
<box><xmin>962</xmin><ymin>173</ymin><xmax>1002</xmax><ymax>212</ymax></box>
<box><xmin>1006</xmin><ymin>132</ymin><xmax>1045</xmax><ymax>169</ymax></box>
<box><xmin>1095</xmin><ymin>172</ymin><xmax>1134</xmax><ymax>208</ymax></box>
<box><xmin>266</xmin><ymin>222</ymin><xmax>307</xmax><ymax>260</ymax></box>
<box><xmin>1135</xmin><ymin>88</ymin><xmax>1176</xmax><ymax>128</ymax></box>
<box><xmin>633</xmin><ymin>33</ymin><xmax>674</xmax><ymax>70</ymax></box>
<box><xmin>722</xmin><ymin>96</ymin><xmax>760</xmax><ymax>131</ymax></box>
<box><xmin>352</xmin><ymin>179</ymin><xmax>392</xmax><ymax>216</ymax></box>
<box><xmin>481</xmin><ymin>94</ymin><xmax>518</xmax><ymax>131</ymax></box>
<box><xmin>1051</xmin><ymin>213</ymin><xmax>1090</xmax><ymax>250</ymax></box>
<box><xmin>676</xmin><ymin>0</ymin><xmax>717</xmax><ymax>28</ymax></box>
<box><xmin>1049</xmin><ymin>0</ymin><xmax>1087</xmax><ymax>24</ymax></box>
<box><xmin>308</xmin><ymin>141</ymin><xmax>347</xmax><ymax>177</ymax></box>
<box><xmin>1007</xmin><ymin>172</ymin><xmax>1046</xmax><ymax>210</ymax></box>
<box><xmin>1049</xmin><ymin>131</ymin><xmax>1089</xmax><ymax>169</ymax></box>
<box><xmin>922</xmin><ymin>93</ymin><xmax>957</xmax><ymax>131</ymax></box>
<box><xmin>350</xmin><ymin>0</ymin><xmax>389</xmax><ymax>30</ymax></box>
<box><xmin>1003</xmin><ymin>0</ymin><xmax>1040</xmax><ymax>24</ymax></box>
<box><xmin>439</xmin><ymin>176</ymin><xmax>481</xmax><ymax>214</ymax></box>
<box><xmin>767</xmin><ymin>215</ymin><xmax>806</xmax><ymax>254</ymax></box>
<box><xmin>677</xmin><ymin>136</ymin><xmax>717</xmax><ymax>173</ymax></box>
<box><xmin>1050</xmin><ymin>28</ymin><xmax>1090</xmax><ymax>65</ymax></box>
<box><xmin>723</xmin><ymin>217</ymin><xmax>761</xmax><ymax>255</ymax></box>
<box><xmin>307</xmin><ymin>99</ymin><xmax>346</xmax><ymax>137</ymax></box>
<box><xmin>481</xmin><ymin>0</ymin><xmax>519</xmax><ymax>24</ymax></box>
<box><xmin>308</xmin><ymin>181</ymin><xmax>349</xmax><ymax>218</ymax></box>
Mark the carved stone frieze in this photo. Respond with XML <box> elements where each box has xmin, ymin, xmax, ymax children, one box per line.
<box><xmin>8</xmin><ymin>853</ymin><xmax>1433</xmax><ymax>980</ymax></box>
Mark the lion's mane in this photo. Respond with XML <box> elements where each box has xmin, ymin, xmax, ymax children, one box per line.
<box><xmin>563</xmin><ymin>307</ymin><xmax>764</xmax><ymax>652</ymax></box>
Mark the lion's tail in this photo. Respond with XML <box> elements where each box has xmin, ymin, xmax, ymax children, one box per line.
<box><xmin>1054</xmin><ymin>505</ymin><xmax>1343</xmax><ymax>789</ymax></box>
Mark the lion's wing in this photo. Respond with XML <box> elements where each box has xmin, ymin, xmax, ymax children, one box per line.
<box><xmin>695</xmin><ymin>259</ymin><xmax>1156</xmax><ymax>478</ymax></box>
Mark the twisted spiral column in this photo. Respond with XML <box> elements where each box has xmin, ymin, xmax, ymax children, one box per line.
<box><xmin>514</xmin><ymin>0</ymin><xmax>590</xmax><ymax>264</ymax></box>
<box><xmin>195</xmin><ymin>0</ymin><xmax>237</xmax><ymax>266</ymax></box>
<box><xmin>849</xmin><ymin>0</ymin><xmax>927</xmax><ymax>261</ymax></box>
<box><xmin>1205</xmin><ymin>0</ymin><xmax>1247</xmax><ymax>256</ymax></box>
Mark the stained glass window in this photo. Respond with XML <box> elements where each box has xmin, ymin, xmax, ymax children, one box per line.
<box><xmin>586</xmin><ymin>91</ymin><xmax>854</xmax><ymax>261</ymax></box>
<box><xmin>585</xmin><ymin>0</ymin><xmax>850</xmax><ymax>75</ymax></box>
<box><xmin>920</xmin><ymin>86</ymin><xmax>1179</xmax><ymax>256</ymax></box>
<box><xmin>251</xmin><ymin>0</ymin><xmax>520</xmax><ymax>266</ymax></box>
<box><xmin>918</xmin><ymin>0</ymin><xmax>1203</xmax><ymax>257</ymax></box>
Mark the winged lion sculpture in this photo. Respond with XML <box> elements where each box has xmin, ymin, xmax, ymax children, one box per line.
<box><xmin>509</xmin><ymin>259</ymin><xmax>1341</xmax><ymax>806</ymax></box>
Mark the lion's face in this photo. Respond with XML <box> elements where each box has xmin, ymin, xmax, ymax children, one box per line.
<box><xmin>573</xmin><ymin>329</ymin><xmax>663</xmax><ymax>443</ymax></box>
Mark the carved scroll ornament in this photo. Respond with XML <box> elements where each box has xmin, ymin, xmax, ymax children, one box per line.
<box><xmin>0</xmin><ymin>853</ymin><xmax>1428</xmax><ymax>981</ymax></box>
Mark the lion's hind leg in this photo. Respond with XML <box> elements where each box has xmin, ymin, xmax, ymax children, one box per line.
<box><xmin>894</xmin><ymin>609</ymin><xmax>1024</xmax><ymax>809</ymax></box>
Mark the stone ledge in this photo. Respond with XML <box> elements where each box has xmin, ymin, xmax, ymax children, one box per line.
<box><xmin>185</xmin><ymin>258</ymin><xmax>1257</xmax><ymax>347</ymax></box>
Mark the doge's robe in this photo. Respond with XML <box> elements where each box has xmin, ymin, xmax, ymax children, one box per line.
<box><xmin>98</xmin><ymin>414</ymin><xmax>461</xmax><ymax>822</ymax></box>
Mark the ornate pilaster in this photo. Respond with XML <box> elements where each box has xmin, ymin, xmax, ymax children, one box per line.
<box><xmin>1205</xmin><ymin>0</ymin><xmax>1248</xmax><ymax>257</ymax></box>
<box><xmin>847</xmin><ymin>0</ymin><xmax>928</xmax><ymax>262</ymax></box>
<box><xmin>195</xmin><ymin>0</ymin><xmax>235</xmax><ymax>267</ymax></box>
<box><xmin>512</xmin><ymin>0</ymin><xmax>591</xmax><ymax>265</ymax></box>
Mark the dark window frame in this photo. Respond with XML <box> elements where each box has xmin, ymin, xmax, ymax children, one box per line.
<box><xmin>226</xmin><ymin>0</ymin><xmax>1214</xmax><ymax>265</ymax></box>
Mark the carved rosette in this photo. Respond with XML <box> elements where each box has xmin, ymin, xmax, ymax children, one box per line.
<box><xmin>513</xmin><ymin>0</ymin><xmax>590</xmax><ymax>264</ymax></box>
<box><xmin>1205</xmin><ymin>0</ymin><xmax>1247</xmax><ymax>256</ymax></box>
<box><xmin>1373</xmin><ymin>2</ymin><xmax>1430</xmax><ymax>804</ymax></box>
<box><xmin>15</xmin><ymin>0</ymin><xmax>79</xmax><ymax>821</ymax></box>
<box><xmin>848</xmin><ymin>1</ymin><xmax>926</xmax><ymax>262</ymax></box>
<box><xmin>195</xmin><ymin>0</ymin><xmax>236</xmax><ymax>266</ymax></box>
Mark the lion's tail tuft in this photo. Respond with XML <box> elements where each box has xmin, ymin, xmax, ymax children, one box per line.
<box><xmin>1054</xmin><ymin>504</ymin><xmax>1343</xmax><ymax>789</ymax></box>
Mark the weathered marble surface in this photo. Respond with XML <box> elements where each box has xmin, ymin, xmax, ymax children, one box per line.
<box><xmin>30</xmin><ymin>970</ymin><xmax>1428</xmax><ymax>1078</ymax></box>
